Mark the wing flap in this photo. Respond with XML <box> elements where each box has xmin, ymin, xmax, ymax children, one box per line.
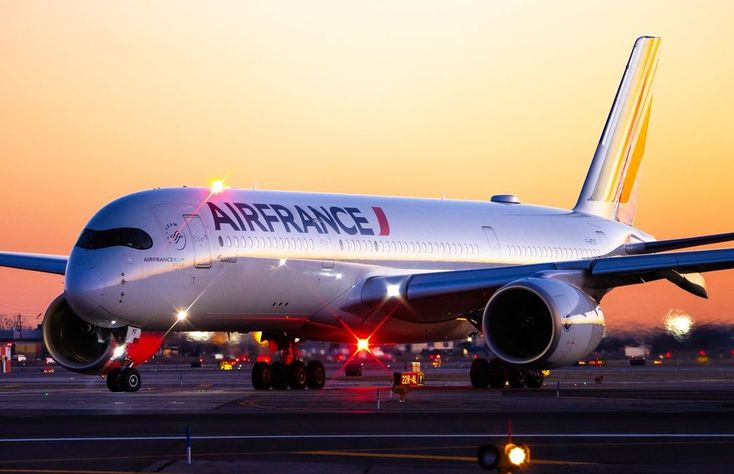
<box><xmin>0</xmin><ymin>252</ymin><xmax>68</xmax><ymax>275</ymax></box>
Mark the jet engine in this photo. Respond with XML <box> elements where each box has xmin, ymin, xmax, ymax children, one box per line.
<box><xmin>42</xmin><ymin>294</ymin><xmax>162</xmax><ymax>375</ymax></box>
<box><xmin>482</xmin><ymin>277</ymin><xmax>604</xmax><ymax>368</ymax></box>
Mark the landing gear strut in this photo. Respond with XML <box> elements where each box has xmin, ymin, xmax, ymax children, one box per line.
<box><xmin>251</xmin><ymin>337</ymin><xmax>326</xmax><ymax>390</ymax></box>
<box><xmin>470</xmin><ymin>357</ymin><xmax>544</xmax><ymax>389</ymax></box>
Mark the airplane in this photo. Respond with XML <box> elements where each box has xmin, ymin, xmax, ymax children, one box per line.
<box><xmin>1</xmin><ymin>36</ymin><xmax>733</xmax><ymax>393</ymax></box>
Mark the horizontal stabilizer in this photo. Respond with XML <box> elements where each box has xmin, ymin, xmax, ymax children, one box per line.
<box><xmin>625</xmin><ymin>232</ymin><xmax>734</xmax><ymax>255</ymax></box>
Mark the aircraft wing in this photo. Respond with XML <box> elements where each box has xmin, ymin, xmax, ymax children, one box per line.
<box><xmin>0</xmin><ymin>252</ymin><xmax>68</xmax><ymax>275</ymax></box>
<box><xmin>358</xmin><ymin>246</ymin><xmax>734</xmax><ymax>321</ymax></box>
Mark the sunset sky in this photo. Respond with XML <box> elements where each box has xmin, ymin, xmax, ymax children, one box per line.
<box><xmin>0</xmin><ymin>1</ymin><xmax>732</xmax><ymax>330</ymax></box>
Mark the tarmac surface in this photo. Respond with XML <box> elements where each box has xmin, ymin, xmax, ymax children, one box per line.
<box><xmin>1</xmin><ymin>360</ymin><xmax>734</xmax><ymax>473</ymax></box>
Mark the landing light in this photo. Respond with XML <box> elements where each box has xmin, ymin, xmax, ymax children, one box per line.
<box><xmin>112</xmin><ymin>344</ymin><xmax>127</xmax><ymax>360</ymax></box>
<box><xmin>177</xmin><ymin>310</ymin><xmax>188</xmax><ymax>321</ymax></box>
<box><xmin>278</xmin><ymin>258</ymin><xmax>287</xmax><ymax>267</ymax></box>
<box><xmin>386</xmin><ymin>283</ymin><xmax>401</xmax><ymax>298</ymax></box>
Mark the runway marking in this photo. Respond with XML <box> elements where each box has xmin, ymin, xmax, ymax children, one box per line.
<box><xmin>296</xmin><ymin>450</ymin><xmax>594</xmax><ymax>465</ymax></box>
<box><xmin>3</xmin><ymin>433</ymin><xmax>734</xmax><ymax>443</ymax></box>
<box><xmin>0</xmin><ymin>469</ymin><xmax>141</xmax><ymax>474</ymax></box>
<box><xmin>298</xmin><ymin>450</ymin><xmax>476</xmax><ymax>462</ymax></box>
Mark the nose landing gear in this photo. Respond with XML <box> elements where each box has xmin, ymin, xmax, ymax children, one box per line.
<box><xmin>105</xmin><ymin>367</ymin><xmax>141</xmax><ymax>392</ymax></box>
<box><xmin>251</xmin><ymin>336</ymin><xmax>326</xmax><ymax>390</ymax></box>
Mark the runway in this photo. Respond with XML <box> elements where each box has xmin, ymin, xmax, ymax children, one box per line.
<box><xmin>1</xmin><ymin>361</ymin><xmax>734</xmax><ymax>473</ymax></box>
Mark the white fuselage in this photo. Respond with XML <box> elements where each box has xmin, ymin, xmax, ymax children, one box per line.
<box><xmin>65</xmin><ymin>187</ymin><xmax>651</xmax><ymax>343</ymax></box>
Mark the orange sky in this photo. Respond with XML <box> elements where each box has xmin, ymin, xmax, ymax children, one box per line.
<box><xmin>0</xmin><ymin>1</ymin><xmax>732</xmax><ymax>330</ymax></box>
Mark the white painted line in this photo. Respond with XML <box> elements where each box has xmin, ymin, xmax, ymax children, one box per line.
<box><xmin>1</xmin><ymin>433</ymin><xmax>734</xmax><ymax>443</ymax></box>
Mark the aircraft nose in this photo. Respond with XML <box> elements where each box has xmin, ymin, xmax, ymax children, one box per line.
<box><xmin>66</xmin><ymin>266</ymin><xmax>105</xmax><ymax>316</ymax></box>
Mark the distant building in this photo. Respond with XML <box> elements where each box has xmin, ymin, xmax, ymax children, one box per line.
<box><xmin>0</xmin><ymin>327</ymin><xmax>44</xmax><ymax>360</ymax></box>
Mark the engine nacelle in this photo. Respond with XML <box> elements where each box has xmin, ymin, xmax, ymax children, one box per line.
<box><xmin>43</xmin><ymin>294</ymin><xmax>163</xmax><ymax>375</ymax></box>
<box><xmin>482</xmin><ymin>277</ymin><xmax>604</xmax><ymax>368</ymax></box>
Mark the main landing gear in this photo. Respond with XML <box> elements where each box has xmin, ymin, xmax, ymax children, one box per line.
<box><xmin>251</xmin><ymin>338</ymin><xmax>326</xmax><ymax>390</ymax></box>
<box><xmin>105</xmin><ymin>367</ymin><xmax>142</xmax><ymax>392</ymax></box>
<box><xmin>470</xmin><ymin>357</ymin><xmax>544</xmax><ymax>389</ymax></box>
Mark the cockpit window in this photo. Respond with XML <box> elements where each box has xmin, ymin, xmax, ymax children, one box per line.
<box><xmin>75</xmin><ymin>228</ymin><xmax>153</xmax><ymax>250</ymax></box>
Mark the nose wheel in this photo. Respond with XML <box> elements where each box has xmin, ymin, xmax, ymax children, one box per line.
<box><xmin>105</xmin><ymin>367</ymin><xmax>141</xmax><ymax>392</ymax></box>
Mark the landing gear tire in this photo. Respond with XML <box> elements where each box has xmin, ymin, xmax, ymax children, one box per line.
<box><xmin>106</xmin><ymin>368</ymin><xmax>123</xmax><ymax>392</ymax></box>
<box><xmin>287</xmin><ymin>360</ymin><xmax>307</xmax><ymax>390</ymax></box>
<box><xmin>488</xmin><ymin>358</ymin><xmax>507</xmax><ymax>389</ymax></box>
<box><xmin>507</xmin><ymin>366</ymin><xmax>526</xmax><ymax>389</ymax></box>
<box><xmin>306</xmin><ymin>360</ymin><xmax>326</xmax><ymax>389</ymax></box>
<box><xmin>119</xmin><ymin>368</ymin><xmax>141</xmax><ymax>392</ymax></box>
<box><xmin>470</xmin><ymin>358</ymin><xmax>490</xmax><ymax>388</ymax></box>
<box><xmin>526</xmin><ymin>369</ymin><xmax>544</xmax><ymax>388</ymax></box>
<box><xmin>270</xmin><ymin>361</ymin><xmax>289</xmax><ymax>390</ymax></box>
<box><xmin>252</xmin><ymin>361</ymin><xmax>272</xmax><ymax>390</ymax></box>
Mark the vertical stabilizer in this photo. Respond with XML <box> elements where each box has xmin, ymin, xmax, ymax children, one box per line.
<box><xmin>574</xmin><ymin>36</ymin><xmax>660</xmax><ymax>225</ymax></box>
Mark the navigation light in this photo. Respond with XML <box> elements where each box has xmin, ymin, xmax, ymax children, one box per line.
<box><xmin>210</xmin><ymin>180</ymin><xmax>226</xmax><ymax>195</ymax></box>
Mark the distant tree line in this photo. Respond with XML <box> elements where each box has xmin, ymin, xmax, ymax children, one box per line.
<box><xmin>598</xmin><ymin>324</ymin><xmax>734</xmax><ymax>358</ymax></box>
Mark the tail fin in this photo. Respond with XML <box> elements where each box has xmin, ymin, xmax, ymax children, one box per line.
<box><xmin>574</xmin><ymin>36</ymin><xmax>661</xmax><ymax>225</ymax></box>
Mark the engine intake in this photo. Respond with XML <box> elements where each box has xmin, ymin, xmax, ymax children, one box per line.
<box><xmin>482</xmin><ymin>277</ymin><xmax>604</xmax><ymax>368</ymax></box>
<box><xmin>43</xmin><ymin>294</ymin><xmax>115</xmax><ymax>374</ymax></box>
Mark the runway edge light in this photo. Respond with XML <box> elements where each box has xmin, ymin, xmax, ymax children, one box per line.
<box><xmin>478</xmin><ymin>419</ymin><xmax>530</xmax><ymax>471</ymax></box>
<box><xmin>477</xmin><ymin>442</ymin><xmax>531</xmax><ymax>471</ymax></box>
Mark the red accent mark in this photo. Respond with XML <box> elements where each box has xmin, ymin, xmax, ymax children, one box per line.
<box><xmin>372</xmin><ymin>207</ymin><xmax>390</xmax><ymax>236</ymax></box>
